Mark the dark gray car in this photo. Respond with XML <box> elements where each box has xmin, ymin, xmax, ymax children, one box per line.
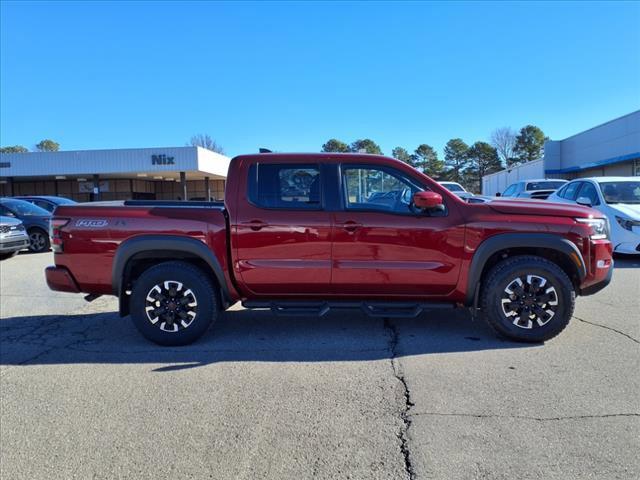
<box><xmin>0</xmin><ymin>198</ymin><xmax>51</xmax><ymax>252</ymax></box>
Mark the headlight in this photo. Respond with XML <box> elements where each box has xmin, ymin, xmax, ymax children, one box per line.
<box><xmin>576</xmin><ymin>217</ymin><xmax>609</xmax><ymax>240</ymax></box>
<box><xmin>615</xmin><ymin>216</ymin><xmax>640</xmax><ymax>232</ymax></box>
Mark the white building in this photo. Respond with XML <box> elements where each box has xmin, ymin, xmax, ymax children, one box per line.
<box><xmin>483</xmin><ymin>110</ymin><xmax>640</xmax><ymax>195</ymax></box>
<box><xmin>0</xmin><ymin>146</ymin><xmax>230</xmax><ymax>201</ymax></box>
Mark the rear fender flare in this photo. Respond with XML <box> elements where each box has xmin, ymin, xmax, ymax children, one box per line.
<box><xmin>465</xmin><ymin>233</ymin><xmax>586</xmax><ymax>306</ymax></box>
<box><xmin>112</xmin><ymin>235</ymin><xmax>230</xmax><ymax>306</ymax></box>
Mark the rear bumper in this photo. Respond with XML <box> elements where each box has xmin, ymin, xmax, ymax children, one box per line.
<box><xmin>45</xmin><ymin>265</ymin><xmax>80</xmax><ymax>293</ymax></box>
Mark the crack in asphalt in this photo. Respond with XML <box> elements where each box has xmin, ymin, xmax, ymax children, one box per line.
<box><xmin>0</xmin><ymin>316</ymin><xmax>99</xmax><ymax>378</ymax></box>
<box><xmin>383</xmin><ymin>318</ymin><xmax>415</xmax><ymax>480</ymax></box>
<box><xmin>411</xmin><ymin>412</ymin><xmax>640</xmax><ymax>421</ymax></box>
<box><xmin>573</xmin><ymin>315</ymin><xmax>640</xmax><ymax>344</ymax></box>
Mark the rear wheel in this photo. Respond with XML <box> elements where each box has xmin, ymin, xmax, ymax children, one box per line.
<box><xmin>480</xmin><ymin>255</ymin><xmax>575</xmax><ymax>342</ymax></box>
<box><xmin>130</xmin><ymin>261</ymin><xmax>219</xmax><ymax>346</ymax></box>
<box><xmin>28</xmin><ymin>228</ymin><xmax>50</xmax><ymax>253</ymax></box>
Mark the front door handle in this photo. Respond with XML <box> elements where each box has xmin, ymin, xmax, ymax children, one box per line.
<box><xmin>342</xmin><ymin>221</ymin><xmax>362</xmax><ymax>232</ymax></box>
<box><xmin>242</xmin><ymin>220</ymin><xmax>267</xmax><ymax>231</ymax></box>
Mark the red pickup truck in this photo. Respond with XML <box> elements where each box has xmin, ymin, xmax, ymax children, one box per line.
<box><xmin>45</xmin><ymin>153</ymin><xmax>613</xmax><ymax>345</ymax></box>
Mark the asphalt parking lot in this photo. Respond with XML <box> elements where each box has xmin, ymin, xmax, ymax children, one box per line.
<box><xmin>1</xmin><ymin>252</ymin><xmax>638</xmax><ymax>480</ymax></box>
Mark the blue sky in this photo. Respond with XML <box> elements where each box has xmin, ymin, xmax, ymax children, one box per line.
<box><xmin>1</xmin><ymin>1</ymin><xmax>639</xmax><ymax>157</ymax></box>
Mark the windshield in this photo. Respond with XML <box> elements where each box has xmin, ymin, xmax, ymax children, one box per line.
<box><xmin>1</xmin><ymin>199</ymin><xmax>50</xmax><ymax>216</ymax></box>
<box><xmin>442</xmin><ymin>183</ymin><xmax>465</xmax><ymax>192</ymax></box>
<box><xmin>598</xmin><ymin>181</ymin><xmax>640</xmax><ymax>204</ymax></box>
<box><xmin>526</xmin><ymin>181</ymin><xmax>566</xmax><ymax>191</ymax></box>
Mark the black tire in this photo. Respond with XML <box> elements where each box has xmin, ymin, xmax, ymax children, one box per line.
<box><xmin>480</xmin><ymin>255</ymin><xmax>575</xmax><ymax>343</ymax></box>
<box><xmin>130</xmin><ymin>261</ymin><xmax>219</xmax><ymax>346</ymax></box>
<box><xmin>28</xmin><ymin>228</ymin><xmax>50</xmax><ymax>253</ymax></box>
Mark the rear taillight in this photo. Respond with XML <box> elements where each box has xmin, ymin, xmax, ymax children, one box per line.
<box><xmin>50</xmin><ymin>218</ymin><xmax>70</xmax><ymax>253</ymax></box>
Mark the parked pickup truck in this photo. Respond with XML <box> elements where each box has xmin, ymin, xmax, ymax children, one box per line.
<box><xmin>46</xmin><ymin>153</ymin><xmax>614</xmax><ymax>345</ymax></box>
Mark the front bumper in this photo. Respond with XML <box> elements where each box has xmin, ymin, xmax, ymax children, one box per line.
<box><xmin>45</xmin><ymin>265</ymin><xmax>80</xmax><ymax>293</ymax></box>
<box><xmin>613</xmin><ymin>242</ymin><xmax>640</xmax><ymax>255</ymax></box>
<box><xmin>611</xmin><ymin>223</ymin><xmax>640</xmax><ymax>254</ymax></box>
<box><xmin>0</xmin><ymin>235</ymin><xmax>30</xmax><ymax>253</ymax></box>
<box><xmin>578</xmin><ymin>239</ymin><xmax>614</xmax><ymax>296</ymax></box>
<box><xmin>581</xmin><ymin>260</ymin><xmax>613</xmax><ymax>296</ymax></box>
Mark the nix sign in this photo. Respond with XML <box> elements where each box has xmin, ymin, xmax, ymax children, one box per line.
<box><xmin>152</xmin><ymin>154</ymin><xmax>175</xmax><ymax>165</ymax></box>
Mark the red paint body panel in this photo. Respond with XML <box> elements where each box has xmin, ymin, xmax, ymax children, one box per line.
<box><xmin>330</xmin><ymin>210</ymin><xmax>465</xmax><ymax>296</ymax></box>
<box><xmin>47</xmin><ymin>153</ymin><xmax>614</xmax><ymax>307</ymax></box>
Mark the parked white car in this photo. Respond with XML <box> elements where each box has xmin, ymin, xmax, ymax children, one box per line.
<box><xmin>498</xmin><ymin>179</ymin><xmax>568</xmax><ymax>200</ymax></box>
<box><xmin>547</xmin><ymin>177</ymin><xmax>640</xmax><ymax>254</ymax></box>
<box><xmin>438</xmin><ymin>181</ymin><xmax>474</xmax><ymax>200</ymax></box>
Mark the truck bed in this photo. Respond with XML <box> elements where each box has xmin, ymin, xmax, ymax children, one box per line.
<box><xmin>51</xmin><ymin>201</ymin><xmax>232</xmax><ymax>297</ymax></box>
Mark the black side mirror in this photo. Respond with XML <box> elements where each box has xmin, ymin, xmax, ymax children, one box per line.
<box><xmin>495</xmin><ymin>192</ymin><xmax>502</xmax><ymax>197</ymax></box>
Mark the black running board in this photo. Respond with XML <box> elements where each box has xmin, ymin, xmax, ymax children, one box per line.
<box><xmin>241</xmin><ymin>300</ymin><xmax>455</xmax><ymax>319</ymax></box>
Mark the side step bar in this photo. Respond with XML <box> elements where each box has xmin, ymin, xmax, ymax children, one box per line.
<box><xmin>241</xmin><ymin>300</ymin><xmax>456</xmax><ymax>319</ymax></box>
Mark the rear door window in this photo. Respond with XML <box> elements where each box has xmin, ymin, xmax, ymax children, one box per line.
<box><xmin>248</xmin><ymin>163</ymin><xmax>321</xmax><ymax>210</ymax></box>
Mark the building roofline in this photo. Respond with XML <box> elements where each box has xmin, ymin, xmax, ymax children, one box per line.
<box><xmin>544</xmin><ymin>151</ymin><xmax>640</xmax><ymax>174</ymax></box>
<box><xmin>548</xmin><ymin>109</ymin><xmax>640</xmax><ymax>142</ymax></box>
<box><xmin>0</xmin><ymin>146</ymin><xmax>199</xmax><ymax>156</ymax></box>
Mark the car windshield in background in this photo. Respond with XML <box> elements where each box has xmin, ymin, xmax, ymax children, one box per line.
<box><xmin>52</xmin><ymin>197</ymin><xmax>76</xmax><ymax>205</ymax></box>
<box><xmin>598</xmin><ymin>181</ymin><xmax>640</xmax><ymax>204</ymax></box>
<box><xmin>443</xmin><ymin>183</ymin><xmax>465</xmax><ymax>192</ymax></box>
<box><xmin>526</xmin><ymin>181</ymin><xmax>566</xmax><ymax>191</ymax></box>
<box><xmin>1</xmin><ymin>199</ymin><xmax>50</xmax><ymax>216</ymax></box>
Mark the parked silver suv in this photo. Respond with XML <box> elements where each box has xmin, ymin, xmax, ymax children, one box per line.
<box><xmin>0</xmin><ymin>216</ymin><xmax>30</xmax><ymax>260</ymax></box>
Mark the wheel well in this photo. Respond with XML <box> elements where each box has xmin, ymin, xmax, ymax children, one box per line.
<box><xmin>479</xmin><ymin>247</ymin><xmax>581</xmax><ymax>291</ymax></box>
<box><xmin>119</xmin><ymin>250</ymin><xmax>223</xmax><ymax>316</ymax></box>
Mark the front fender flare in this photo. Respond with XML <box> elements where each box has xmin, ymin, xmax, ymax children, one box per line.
<box><xmin>465</xmin><ymin>233</ymin><xmax>586</xmax><ymax>306</ymax></box>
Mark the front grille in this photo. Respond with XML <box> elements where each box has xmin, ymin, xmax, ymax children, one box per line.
<box><xmin>0</xmin><ymin>225</ymin><xmax>25</xmax><ymax>233</ymax></box>
<box><xmin>2</xmin><ymin>240</ymin><xmax>28</xmax><ymax>248</ymax></box>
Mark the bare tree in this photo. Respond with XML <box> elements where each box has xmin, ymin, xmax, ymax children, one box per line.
<box><xmin>189</xmin><ymin>134</ymin><xmax>225</xmax><ymax>154</ymax></box>
<box><xmin>490</xmin><ymin>127</ymin><xmax>516</xmax><ymax>167</ymax></box>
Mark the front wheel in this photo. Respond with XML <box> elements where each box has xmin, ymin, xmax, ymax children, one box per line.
<box><xmin>480</xmin><ymin>255</ymin><xmax>575</xmax><ymax>342</ymax></box>
<box><xmin>130</xmin><ymin>261</ymin><xmax>219</xmax><ymax>346</ymax></box>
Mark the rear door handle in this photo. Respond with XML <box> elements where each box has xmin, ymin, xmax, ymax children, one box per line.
<box><xmin>242</xmin><ymin>220</ymin><xmax>268</xmax><ymax>231</ymax></box>
<box><xmin>342</xmin><ymin>221</ymin><xmax>362</xmax><ymax>232</ymax></box>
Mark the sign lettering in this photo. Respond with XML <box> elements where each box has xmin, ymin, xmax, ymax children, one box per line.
<box><xmin>151</xmin><ymin>154</ymin><xmax>175</xmax><ymax>165</ymax></box>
